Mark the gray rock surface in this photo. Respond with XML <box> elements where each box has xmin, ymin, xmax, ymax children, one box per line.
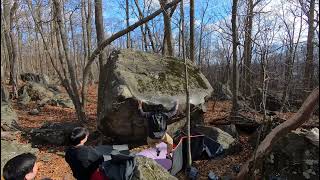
<box><xmin>29</xmin><ymin>108</ymin><xmax>40</xmax><ymax>115</ymax></box>
<box><xmin>17</xmin><ymin>82</ymin><xmax>73</xmax><ymax>109</ymax></box>
<box><xmin>30</xmin><ymin>122</ymin><xmax>81</xmax><ymax>146</ymax></box>
<box><xmin>1</xmin><ymin>103</ymin><xmax>19</xmax><ymax>131</ymax></box>
<box><xmin>98</xmin><ymin>49</ymin><xmax>213</xmax><ymax>143</ymax></box>
<box><xmin>1</xmin><ymin>84</ymin><xmax>9</xmax><ymax>103</ymax></box>
<box><xmin>20</xmin><ymin>73</ymin><xmax>50</xmax><ymax>85</ymax></box>
<box><xmin>193</xmin><ymin>125</ymin><xmax>238</xmax><ymax>154</ymax></box>
<box><xmin>18</xmin><ymin>82</ymin><xmax>55</xmax><ymax>101</ymax></box>
<box><xmin>132</xmin><ymin>156</ymin><xmax>177</xmax><ymax>180</ymax></box>
<box><xmin>1</xmin><ymin>140</ymin><xmax>39</xmax><ymax>174</ymax></box>
<box><xmin>263</xmin><ymin>129</ymin><xmax>319</xmax><ymax>180</ymax></box>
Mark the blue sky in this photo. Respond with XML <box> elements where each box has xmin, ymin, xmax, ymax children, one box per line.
<box><xmin>100</xmin><ymin>0</ymin><xmax>232</xmax><ymax>34</ymax></box>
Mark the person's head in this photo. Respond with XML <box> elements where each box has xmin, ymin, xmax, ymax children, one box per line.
<box><xmin>70</xmin><ymin>127</ymin><xmax>89</xmax><ymax>146</ymax></box>
<box><xmin>153</xmin><ymin>104</ymin><xmax>165</xmax><ymax>112</ymax></box>
<box><xmin>3</xmin><ymin>153</ymin><xmax>39</xmax><ymax>180</ymax></box>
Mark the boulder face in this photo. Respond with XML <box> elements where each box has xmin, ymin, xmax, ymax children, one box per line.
<box><xmin>263</xmin><ymin>129</ymin><xmax>319</xmax><ymax>180</ymax></box>
<box><xmin>30</xmin><ymin>122</ymin><xmax>81</xmax><ymax>146</ymax></box>
<box><xmin>20</xmin><ymin>73</ymin><xmax>50</xmax><ymax>85</ymax></box>
<box><xmin>98</xmin><ymin>50</ymin><xmax>213</xmax><ymax>144</ymax></box>
<box><xmin>1</xmin><ymin>103</ymin><xmax>19</xmax><ymax>131</ymax></box>
<box><xmin>132</xmin><ymin>156</ymin><xmax>177</xmax><ymax>180</ymax></box>
<box><xmin>1</xmin><ymin>139</ymin><xmax>39</xmax><ymax>174</ymax></box>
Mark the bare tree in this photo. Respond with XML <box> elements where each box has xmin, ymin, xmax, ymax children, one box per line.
<box><xmin>3</xmin><ymin>0</ymin><xmax>19</xmax><ymax>98</ymax></box>
<box><xmin>279</xmin><ymin>3</ymin><xmax>303</xmax><ymax>112</ymax></box>
<box><xmin>190</xmin><ymin>0</ymin><xmax>195</xmax><ymax>63</ymax></box>
<box><xmin>303</xmin><ymin>0</ymin><xmax>316</xmax><ymax>90</ymax></box>
<box><xmin>237</xmin><ymin>86</ymin><xmax>319</xmax><ymax>179</ymax></box>
<box><xmin>126</xmin><ymin>0</ymin><xmax>130</xmax><ymax>48</ymax></box>
<box><xmin>133</xmin><ymin>0</ymin><xmax>156</xmax><ymax>52</ymax></box>
<box><xmin>159</xmin><ymin>0</ymin><xmax>177</xmax><ymax>56</ymax></box>
<box><xmin>53</xmin><ymin>0</ymin><xmax>87</xmax><ymax>122</ymax></box>
<box><xmin>93</xmin><ymin>0</ymin><xmax>108</xmax><ymax>119</ymax></box>
<box><xmin>231</xmin><ymin>0</ymin><xmax>239</xmax><ymax>118</ymax></box>
<box><xmin>179</xmin><ymin>0</ymin><xmax>191</xmax><ymax>168</ymax></box>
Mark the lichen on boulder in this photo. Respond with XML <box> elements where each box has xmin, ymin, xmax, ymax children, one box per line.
<box><xmin>132</xmin><ymin>156</ymin><xmax>177</xmax><ymax>180</ymax></box>
<box><xmin>98</xmin><ymin>49</ymin><xmax>213</xmax><ymax>144</ymax></box>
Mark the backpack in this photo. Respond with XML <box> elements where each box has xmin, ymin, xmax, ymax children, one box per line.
<box><xmin>148</xmin><ymin>112</ymin><xmax>168</xmax><ymax>139</ymax></box>
<box><xmin>100</xmin><ymin>151</ymin><xmax>136</xmax><ymax>180</ymax></box>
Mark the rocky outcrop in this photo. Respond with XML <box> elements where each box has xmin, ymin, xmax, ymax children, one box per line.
<box><xmin>132</xmin><ymin>156</ymin><xmax>177</xmax><ymax>180</ymax></box>
<box><xmin>30</xmin><ymin>122</ymin><xmax>81</xmax><ymax>146</ymax></box>
<box><xmin>18</xmin><ymin>82</ymin><xmax>56</xmax><ymax>101</ymax></box>
<box><xmin>17</xmin><ymin>82</ymin><xmax>73</xmax><ymax>108</ymax></box>
<box><xmin>1</xmin><ymin>103</ymin><xmax>19</xmax><ymax>131</ymax></box>
<box><xmin>263</xmin><ymin>129</ymin><xmax>319</xmax><ymax>180</ymax></box>
<box><xmin>1</xmin><ymin>139</ymin><xmax>39</xmax><ymax>174</ymax></box>
<box><xmin>193</xmin><ymin>125</ymin><xmax>238</xmax><ymax>154</ymax></box>
<box><xmin>98</xmin><ymin>50</ymin><xmax>213</xmax><ymax>144</ymax></box>
<box><xmin>20</xmin><ymin>73</ymin><xmax>50</xmax><ymax>85</ymax></box>
<box><xmin>1</xmin><ymin>84</ymin><xmax>9</xmax><ymax>103</ymax></box>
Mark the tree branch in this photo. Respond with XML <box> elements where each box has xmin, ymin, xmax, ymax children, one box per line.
<box><xmin>82</xmin><ymin>0</ymin><xmax>182</xmax><ymax>93</ymax></box>
<box><xmin>236</xmin><ymin>86</ymin><xmax>319</xmax><ymax>180</ymax></box>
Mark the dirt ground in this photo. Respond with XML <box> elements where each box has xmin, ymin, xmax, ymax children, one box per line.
<box><xmin>9</xmin><ymin>84</ymin><xmax>302</xmax><ymax>180</ymax></box>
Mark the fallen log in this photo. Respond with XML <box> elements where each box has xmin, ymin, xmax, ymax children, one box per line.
<box><xmin>236</xmin><ymin>87</ymin><xmax>319</xmax><ymax>180</ymax></box>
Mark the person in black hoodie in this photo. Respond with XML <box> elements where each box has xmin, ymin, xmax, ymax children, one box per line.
<box><xmin>65</xmin><ymin>127</ymin><xmax>104</xmax><ymax>180</ymax></box>
<box><xmin>138</xmin><ymin>100</ymin><xmax>179</xmax><ymax>159</ymax></box>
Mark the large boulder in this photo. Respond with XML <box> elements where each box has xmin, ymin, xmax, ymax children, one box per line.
<box><xmin>1</xmin><ymin>103</ymin><xmax>19</xmax><ymax>131</ymax></box>
<box><xmin>1</xmin><ymin>139</ymin><xmax>39</xmax><ymax>174</ymax></box>
<box><xmin>98</xmin><ymin>50</ymin><xmax>213</xmax><ymax>144</ymax></box>
<box><xmin>20</xmin><ymin>73</ymin><xmax>50</xmax><ymax>85</ymax></box>
<box><xmin>18</xmin><ymin>82</ymin><xmax>55</xmax><ymax>101</ymax></box>
<box><xmin>263</xmin><ymin>129</ymin><xmax>319</xmax><ymax>179</ymax></box>
<box><xmin>30</xmin><ymin>122</ymin><xmax>81</xmax><ymax>146</ymax></box>
<box><xmin>1</xmin><ymin>84</ymin><xmax>9</xmax><ymax>103</ymax></box>
<box><xmin>193</xmin><ymin>125</ymin><xmax>238</xmax><ymax>154</ymax></box>
<box><xmin>132</xmin><ymin>156</ymin><xmax>177</xmax><ymax>180</ymax></box>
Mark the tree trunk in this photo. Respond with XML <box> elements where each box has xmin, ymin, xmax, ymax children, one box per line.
<box><xmin>180</xmin><ymin>0</ymin><xmax>191</xmax><ymax>168</ymax></box>
<box><xmin>243</xmin><ymin>0</ymin><xmax>254</xmax><ymax>97</ymax></box>
<box><xmin>5</xmin><ymin>0</ymin><xmax>19</xmax><ymax>98</ymax></box>
<box><xmin>126</xmin><ymin>0</ymin><xmax>131</xmax><ymax>48</ymax></box>
<box><xmin>237</xmin><ymin>87</ymin><xmax>319</xmax><ymax>180</ymax></box>
<box><xmin>231</xmin><ymin>0</ymin><xmax>239</xmax><ymax>117</ymax></box>
<box><xmin>53</xmin><ymin>0</ymin><xmax>87</xmax><ymax>122</ymax></box>
<box><xmin>94</xmin><ymin>0</ymin><xmax>107</xmax><ymax>119</ymax></box>
<box><xmin>81</xmin><ymin>0</ymin><xmax>87</xmax><ymax>68</ymax></box>
<box><xmin>189</xmin><ymin>0</ymin><xmax>195</xmax><ymax>63</ymax></box>
<box><xmin>159</xmin><ymin>0</ymin><xmax>174</xmax><ymax>56</ymax></box>
<box><xmin>303</xmin><ymin>0</ymin><xmax>315</xmax><ymax>90</ymax></box>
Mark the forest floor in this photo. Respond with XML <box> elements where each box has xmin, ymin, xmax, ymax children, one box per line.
<box><xmin>10</xmin><ymin>84</ymin><xmax>301</xmax><ymax>180</ymax></box>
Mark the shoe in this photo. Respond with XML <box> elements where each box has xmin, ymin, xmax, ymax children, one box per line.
<box><xmin>156</xmin><ymin>148</ymin><xmax>160</xmax><ymax>156</ymax></box>
<box><xmin>166</xmin><ymin>154</ymin><xmax>172</xmax><ymax>160</ymax></box>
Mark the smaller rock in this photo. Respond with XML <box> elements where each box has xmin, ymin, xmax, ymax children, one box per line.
<box><xmin>1</xmin><ymin>139</ymin><xmax>39</xmax><ymax>173</ymax></box>
<box><xmin>1</xmin><ymin>104</ymin><xmax>19</xmax><ymax>131</ymax></box>
<box><xmin>193</xmin><ymin>125</ymin><xmax>237</xmax><ymax>154</ymax></box>
<box><xmin>40</xmin><ymin>154</ymin><xmax>52</xmax><ymax>162</ymax></box>
<box><xmin>208</xmin><ymin>171</ymin><xmax>219</xmax><ymax>180</ymax></box>
<box><xmin>303</xmin><ymin>172</ymin><xmax>310</xmax><ymax>179</ymax></box>
<box><xmin>304</xmin><ymin>159</ymin><xmax>317</xmax><ymax>166</ymax></box>
<box><xmin>29</xmin><ymin>109</ymin><xmax>40</xmax><ymax>115</ymax></box>
<box><xmin>132</xmin><ymin>156</ymin><xmax>177</xmax><ymax>180</ymax></box>
<box><xmin>1</xmin><ymin>84</ymin><xmax>9</xmax><ymax>103</ymax></box>
<box><xmin>56</xmin><ymin>151</ymin><xmax>65</xmax><ymax>157</ymax></box>
<box><xmin>232</xmin><ymin>165</ymin><xmax>241</xmax><ymax>173</ymax></box>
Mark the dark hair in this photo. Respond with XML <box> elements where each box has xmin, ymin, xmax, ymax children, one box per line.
<box><xmin>70</xmin><ymin>127</ymin><xmax>89</xmax><ymax>146</ymax></box>
<box><xmin>3</xmin><ymin>153</ymin><xmax>37</xmax><ymax>180</ymax></box>
<box><xmin>153</xmin><ymin>104</ymin><xmax>165</xmax><ymax>112</ymax></box>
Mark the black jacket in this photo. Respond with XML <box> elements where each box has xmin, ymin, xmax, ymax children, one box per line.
<box><xmin>65</xmin><ymin>145</ymin><xmax>104</xmax><ymax>180</ymax></box>
<box><xmin>139</xmin><ymin>103</ymin><xmax>178</xmax><ymax>139</ymax></box>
